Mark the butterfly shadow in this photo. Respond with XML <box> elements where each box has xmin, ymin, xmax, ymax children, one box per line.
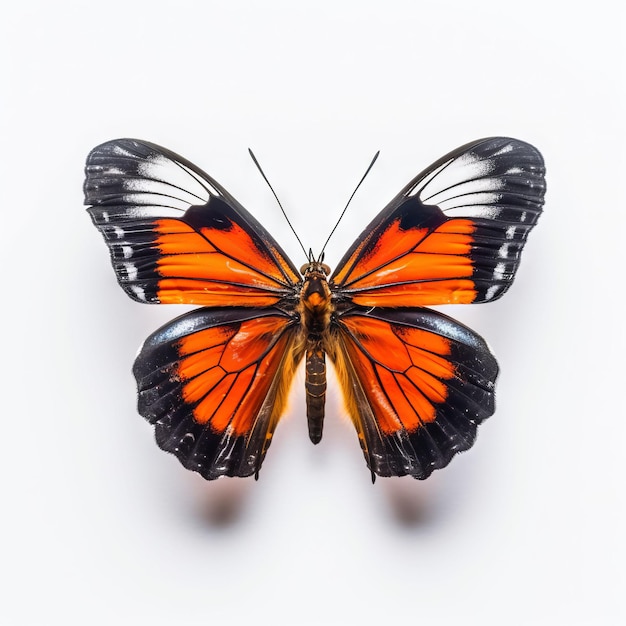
<box><xmin>189</xmin><ymin>476</ymin><xmax>253</xmax><ymax>528</ymax></box>
<box><xmin>377</xmin><ymin>455</ymin><xmax>481</xmax><ymax>529</ymax></box>
<box><xmin>378</xmin><ymin>477</ymin><xmax>441</xmax><ymax>527</ymax></box>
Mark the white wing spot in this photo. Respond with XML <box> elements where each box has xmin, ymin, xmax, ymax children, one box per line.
<box><xmin>505</xmin><ymin>226</ymin><xmax>516</xmax><ymax>240</ymax></box>
<box><xmin>485</xmin><ymin>285</ymin><xmax>500</xmax><ymax>300</ymax></box>
<box><xmin>112</xmin><ymin>145</ymin><xmax>135</xmax><ymax>158</ymax></box>
<box><xmin>493</xmin><ymin>262</ymin><xmax>506</xmax><ymax>281</ymax></box>
<box><xmin>130</xmin><ymin>285</ymin><xmax>146</xmax><ymax>301</ymax></box>
<box><xmin>123</xmin><ymin>263</ymin><xmax>138</xmax><ymax>282</ymax></box>
<box><xmin>492</xmin><ymin>142</ymin><xmax>514</xmax><ymax>156</ymax></box>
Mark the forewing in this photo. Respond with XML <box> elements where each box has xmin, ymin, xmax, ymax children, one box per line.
<box><xmin>133</xmin><ymin>307</ymin><xmax>304</xmax><ymax>479</ymax></box>
<box><xmin>331</xmin><ymin>137</ymin><xmax>545</xmax><ymax>306</ymax></box>
<box><xmin>331</xmin><ymin>307</ymin><xmax>498</xmax><ymax>479</ymax></box>
<box><xmin>85</xmin><ymin>139</ymin><xmax>301</xmax><ymax>306</ymax></box>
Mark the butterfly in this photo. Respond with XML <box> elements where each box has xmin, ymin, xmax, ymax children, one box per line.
<box><xmin>85</xmin><ymin>137</ymin><xmax>545</xmax><ymax>482</ymax></box>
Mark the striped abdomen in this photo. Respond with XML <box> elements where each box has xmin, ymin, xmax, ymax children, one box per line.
<box><xmin>305</xmin><ymin>348</ymin><xmax>327</xmax><ymax>444</ymax></box>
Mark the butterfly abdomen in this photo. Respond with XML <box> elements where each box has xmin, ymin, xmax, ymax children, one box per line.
<box><xmin>305</xmin><ymin>347</ymin><xmax>326</xmax><ymax>444</ymax></box>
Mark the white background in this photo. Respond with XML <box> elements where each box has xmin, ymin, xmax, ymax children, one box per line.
<box><xmin>2</xmin><ymin>1</ymin><xmax>624</xmax><ymax>624</ymax></box>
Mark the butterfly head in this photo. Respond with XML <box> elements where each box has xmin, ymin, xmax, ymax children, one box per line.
<box><xmin>300</xmin><ymin>249</ymin><xmax>330</xmax><ymax>277</ymax></box>
<box><xmin>299</xmin><ymin>261</ymin><xmax>331</xmax><ymax>278</ymax></box>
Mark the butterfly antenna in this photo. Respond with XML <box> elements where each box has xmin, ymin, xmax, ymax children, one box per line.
<box><xmin>319</xmin><ymin>151</ymin><xmax>380</xmax><ymax>258</ymax></box>
<box><xmin>248</xmin><ymin>148</ymin><xmax>308</xmax><ymax>260</ymax></box>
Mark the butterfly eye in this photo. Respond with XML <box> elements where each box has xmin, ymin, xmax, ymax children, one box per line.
<box><xmin>321</xmin><ymin>263</ymin><xmax>331</xmax><ymax>275</ymax></box>
<box><xmin>300</xmin><ymin>263</ymin><xmax>311</xmax><ymax>275</ymax></box>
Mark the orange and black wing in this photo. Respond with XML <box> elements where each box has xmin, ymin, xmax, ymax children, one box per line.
<box><xmin>133</xmin><ymin>307</ymin><xmax>304</xmax><ymax>479</ymax></box>
<box><xmin>331</xmin><ymin>137</ymin><xmax>545</xmax><ymax>306</ymax></box>
<box><xmin>332</xmin><ymin>307</ymin><xmax>498</xmax><ymax>480</ymax></box>
<box><xmin>85</xmin><ymin>139</ymin><xmax>301</xmax><ymax>306</ymax></box>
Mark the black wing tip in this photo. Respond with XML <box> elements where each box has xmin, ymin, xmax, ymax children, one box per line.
<box><xmin>83</xmin><ymin>138</ymin><xmax>152</xmax><ymax>205</ymax></box>
<box><xmin>432</xmin><ymin>136</ymin><xmax>545</xmax><ymax>184</ymax></box>
<box><xmin>469</xmin><ymin>135</ymin><xmax>544</xmax><ymax>157</ymax></box>
<box><xmin>84</xmin><ymin>137</ymin><xmax>149</xmax><ymax>171</ymax></box>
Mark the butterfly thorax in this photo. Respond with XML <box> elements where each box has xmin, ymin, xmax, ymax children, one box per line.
<box><xmin>300</xmin><ymin>263</ymin><xmax>333</xmax><ymax>333</ymax></box>
<box><xmin>298</xmin><ymin>262</ymin><xmax>334</xmax><ymax>444</ymax></box>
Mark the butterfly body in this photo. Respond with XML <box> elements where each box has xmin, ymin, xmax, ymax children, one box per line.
<box><xmin>85</xmin><ymin>137</ymin><xmax>545</xmax><ymax>481</ymax></box>
<box><xmin>298</xmin><ymin>261</ymin><xmax>334</xmax><ymax>444</ymax></box>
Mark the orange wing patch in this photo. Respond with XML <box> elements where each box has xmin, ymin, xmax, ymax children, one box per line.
<box><xmin>331</xmin><ymin>220</ymin><xmax>430</xmax><ymax>285</ymax></box>
<box><xmin>333</xmin><ymin>218</ymin><xmax>480</xmax><ymax>306</ymax></box>
<box><xmin>338</xmin><ymin>316</ymin><xmax>455</xmax><ymax>433</ymax></box>
<box><xmin>176</xmin><ymin>316</ymin><xmax>296</xmax><ymax>435</ymax></box>
<box><xmin>154</xmin><ymin>219</ymin><xmax>299</xmax><ymax>306</ymax></box>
